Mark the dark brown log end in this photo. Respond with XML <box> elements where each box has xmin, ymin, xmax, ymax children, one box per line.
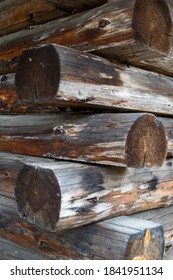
<box><xmin>132</xmin><ymin>0</ymin><xmax>172</xmax><ymax>55</ymax></box>
<box><xmin>15</xmin><ymin>165</ymin><xmax>61</xmax><ymax>231</ymax></box>
<box><xmin>15</xmin><ymin>44</ymin><xmax>60</xmax><ymax>102</ymax></box>
<box><xmin>125</xmin><ymin>114</ymin><xmax>167</xmax><ymax>168</ymax></box>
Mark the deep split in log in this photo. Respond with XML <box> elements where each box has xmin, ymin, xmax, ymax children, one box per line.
<box><xmin>0</xmin><ymin>204</ymin><xmax>165</xmax><ymax>260</ymax></box>
<box><xmin>0</xmin><ymin>0</ymin><xmax>172</xmax><ymax>74</ymax></box>
<box><xmin>0</xmin><ymin>113</ymin><xmax>167</xmax><ymax>167</ymax></box>
<box><xmin>14</xmin><ymin>44</ymin><xmax>173</xmax><ymax>116</ymax></box>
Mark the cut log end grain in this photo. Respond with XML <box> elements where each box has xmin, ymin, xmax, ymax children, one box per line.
<box><xmin>15</xmin><ymin>165</ymin><xmax>61</xmax><ymax>231</ymax></box>
<box><xmin>125</xmin><ymin>114</ymin><xmax>167</xmax><ymax>168</ymax></box>
<box><xmin>132</xmin><ymin>0</ymin><xmax>172</xmax><ymax>55</ymax></box>
<box><xmin>15</xmin><ymin>44</ymin><xmax>60</xmax><ymax>102</ymax></box>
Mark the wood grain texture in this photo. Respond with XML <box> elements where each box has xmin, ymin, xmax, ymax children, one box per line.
<box><xmin>0</xmin><ymin>113</ymin><xmax>167</xmax><ymax>167</ymax></box>
<box><xmin>0</xmin><ymin>198</ymin><xmax>164</xmax><ymax>259</ymax></box>
<box><xmin>0</xmin><ymin>153</ymin><xmax>173</xmax><ymax>231</ymax></box>
<box><xmin>0</xmin><ymin>0</ymin><xmax>171</xmax><ymax>74</ymax></box>
<box><xmin>0</xmin><ymin>0</ymin><xmax>68</xmax><ymax>37</ymax></box>
<box><xmin>13</xmin><ymin>44</ymin><xmax>173</xmax><ymax>116</ymax></box>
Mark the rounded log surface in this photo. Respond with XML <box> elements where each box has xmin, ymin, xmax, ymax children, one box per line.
<box><xmin>125</xmin><ymin>114</ymin><xmax>167</xmax><ymax>167</ymax></box>
<box><xmin>132</xmin><ymin>0</ymin><xmax>172</xmax><ymax>55</ymax></box>
<box><xmin>15</xmin><ymin>165</ymin><xmax>61</xmax><ymax>231</ymax></box>
<box><xmin>15</xmin><ymin>43</ymin><xmax>123</xmax><ymax>103</ymax></box>
<box><xmin>15</xmin><ymin>44</ymin><xmax>60</xmax><ymax>102</ymax></box>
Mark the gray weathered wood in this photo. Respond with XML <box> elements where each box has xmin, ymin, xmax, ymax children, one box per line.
<box><xmin>0</xmin><ymin>0</ymin><xmax>172</xmax><ymax>74</ymax></box>
<box><xmin>0</xmin><ymin>200</ymin><xmax>164</xmax><ymax>260</ymax></box>
<box><xmin>14</xmin><ymin>44</ymin><xmax>173</xmax><ymax>116</ymax></box>
<box><xmin>0</xmin><ymin>113</ymin><xmax>168</xmax><ymax>167</ymax></box>
<box><xmin>0</xmin><ymin>153</ymin><xmax>173</xmax><ymax>233</ymax></box>
<box><xmin>0</xmin><ymin>153</ymin><xmax>173</xmax><ymax>231</ymax></box>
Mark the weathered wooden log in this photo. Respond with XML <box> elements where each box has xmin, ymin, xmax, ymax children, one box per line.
<box><xmin>0</xmin><ymin>113</ymin><xmax>168</xmax><ymax>167</ymax></box>
<box><xmin>1</xmin><ymin>152</ymin><xmax>173</xmax><ymax>232</ymax></box>
<box><xmin>0</xmin><ymin>0</ymin><xmax>68</xmax><ymax>37</ymax></box>
<box><xmin>0</xmin><ymin>0</ymin><xmax>172</xmax><ymax>74</ymax></box>
<box><xmin>14</xmin><ymin>44</ymin><xmax>173</xmax><ymax>116</ymax></box>
<box><xmin>0</xmin><ymin>156</ymin><xmax>170</xmax><ymax>259</ymax></box>
<box><xmin>0</xmin><ymin>201</ymin><xmax>165</xmax><ymax>260</ymax></box>
<box><xmin>0</xmin><ymin>152</ymin><xmax>173</xmax><ymax>232</ymax></box>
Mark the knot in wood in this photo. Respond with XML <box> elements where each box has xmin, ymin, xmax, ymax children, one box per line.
<box><xmin>98</xmin><ymin>18</ymin><xmax>110</xmax><ymax>29</ymax></box>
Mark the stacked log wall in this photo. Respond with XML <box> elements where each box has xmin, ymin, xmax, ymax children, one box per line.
<box><xmin>1</xmin><ymin>0</ymin><xmax>173</xmax><ymax>260</ymax></box>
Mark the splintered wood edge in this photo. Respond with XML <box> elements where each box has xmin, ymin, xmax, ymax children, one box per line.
<box><xmin>132</xmin><ymin>0</ymin><xmax>172</xmax><ymax>55</ymax></box>
<box><xmin>15</xmin><ymin>44</ymin><xmax>60</xmax><ymax>102</ymax></box>
<box><xmin>125</xmin><ymin>114</ymin><xmax>167</xmax><ymax>168</ymax></box>
<box><xmin>15</xmin><ymin>165</ymin><xmax>61</xmax><ymax>231</ymax></box>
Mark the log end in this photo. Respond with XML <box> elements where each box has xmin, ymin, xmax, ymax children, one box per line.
<box><xmin>131</xmin><ymin>226</ymin><xmax>164</xmax><ymax>260</ymax></box>
<box><xmin>125</xmin><ymin>114</ymin><xmax>167</xmax><ymax>168</ymax></box>
<box><xmin>132</xmin><ymin>0</ymin><xmax>172</xmax><ymax>55</ymax></box>
<box><xmin>15</xmin><ymin>44</ymin><xmax>60</xmax><ymax>102</ymax></box>
<box><xmin>15</xmin><ymin>165</ymin><xmax>61</xmax><ymax>231</ymax></box>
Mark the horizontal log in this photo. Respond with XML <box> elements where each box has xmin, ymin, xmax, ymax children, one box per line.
<box><xmin>1</xmin><ymin>152</ymin><xmax>173</xmax><ymax>231</ymax></box>
<box><xmin>0</xmin><ymin>158</ymin><xmax>169</xmax><ymax>259</ymax></box>
<box><xmin>1</xmin><ymin>154</ymin><xmax>170</xmax><ymax>231</ymax></box>
<box><xmin>0</xmin><ymin>200</ymin><xmax>164</xmax><ymax>259</ymax></box>
<box><xmin>0</xmin><ymin>0</ymin><xmax>172</xmax><ymax>74</ymax></box>
<box><xmin>14</xmin><ymin>44</ymin><xmax>173</xmax><ymax>116</ymax></box>
<box><xmin>0</xmin><ymin>113</ymin><xmax>168</xmax><ymax>167</ymax></box>
<box><xmin>0</xmin><ymin>0</ymin><xmax>68</xmax><ymax>37</ymax></box>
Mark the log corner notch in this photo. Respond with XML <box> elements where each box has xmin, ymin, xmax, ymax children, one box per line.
<box><xmin>125</xmin><ymin>114</ymin><xmax>167</xmax><ymax>167</ymax></box>
<box><xmin>131</xmin><ymin>0</ymin><xmax>172</xmax><ymax>56</ymax></box>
